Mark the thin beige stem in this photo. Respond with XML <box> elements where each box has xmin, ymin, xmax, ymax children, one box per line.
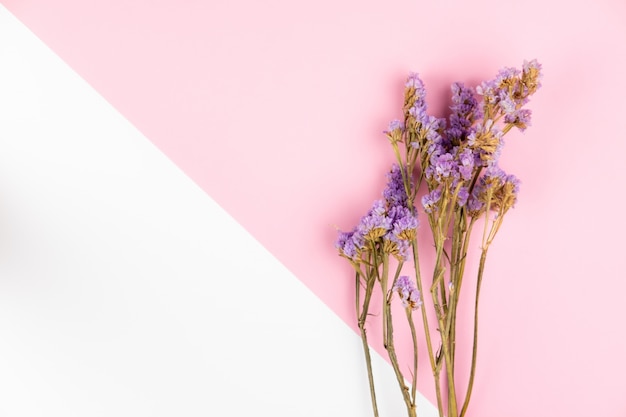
<box><xmin>460</xmin><ymin>248</ymin><xmax>488</xmax><ymax>417</ymax></box>
<box><xmin>411</xmin><ymin>242</ymin><xmax>444</xmax><ymax>417</ymax></box>
<box><xmin>356</xmin><ymin>270</ymin><xmax>380</xmax><ymax>417</ymax></box>
<box><xmin>381</xmin><ymin>256</ymin><xmax>416</xmax><ymax>417</ymax></box>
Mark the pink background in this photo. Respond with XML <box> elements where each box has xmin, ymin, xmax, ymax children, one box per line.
<box><xmin>2</xmin><ymin>0</ymin><xmax>626</xmax><ymax>415</ymax></box>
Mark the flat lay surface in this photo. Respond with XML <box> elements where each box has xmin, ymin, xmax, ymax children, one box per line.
<box><xmin>1</xmin><ymin>1</ymin><xmax>625</xmax><ymax>416</ymax></box>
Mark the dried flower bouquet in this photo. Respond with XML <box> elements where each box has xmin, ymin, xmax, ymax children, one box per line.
<box><xmin>335</xmin><ymin>60</ymin><xmax>542</xmax><ymax>417</ymax></box>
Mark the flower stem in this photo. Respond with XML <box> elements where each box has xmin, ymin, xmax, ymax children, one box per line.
<box><xmin>460</xmin><ymin>248</ymin><xmax>488</xmax><ymax>417</ymax></box>
<box><xmin>356</xmin><ymin>271</ymin><xmax>380</xmax><ymax>417</ymax></box>
<box><xmin>381</xmin><ymin>256</ymin><xmax>416</xmax><ymax>417</ymax></box>
<box><xmin>411</xmin><ymin>242</ymin><xmax>444</xmax><ymax>417</ymax></box>
<box><xmin>406</xmin><ymin>308</ymin><xmax>419</xmax><ymax>402</ymax></box>
<box><xmin>431</xmin><ymin>221</ymin><xmax>458</xmax><ymax>417</ymax></box>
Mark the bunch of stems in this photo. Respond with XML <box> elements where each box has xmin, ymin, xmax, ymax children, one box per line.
<box><xmin>340</xmin><ymin>63</ymin><xmax>541</xmax><ymax>417</ymax></box>
<box><xmin>356</xmin><ymin>110</ymin><xmax>526</xmax><ymax>416</ymax></box>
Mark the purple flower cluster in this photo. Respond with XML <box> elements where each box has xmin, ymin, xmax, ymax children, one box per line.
<box><xmin>384</xmin><ymin>119</ymin><xmax>405</xmax><ymax>143</ymax></box>
<box><xmin>334</xmin><ymin>228</ymin><xmax>364</xmax><ymax>261</ymax></box>
<box><xmin>336</xmin><ymin>165</ymin><xmax>418</xmax><ymax>262</ymax></box>
<box><xmin>466</xmin><ymin>119</ymin><xmax>504</xmax><ymax>164</ymax></box>
<box><xmin>467</xmin><ymin>166</ymin><xmax>522</xmax><ymax>215</ymax></box>
<box><xmin>403</xmin><ymin>72</ymin><xmax>445</xmax><ymax>149</ymax></box>
<box><xmin>338</xmin><ymin>61</ymin><xmax>540</xmax><ymax>259</ymax></box>
<box><xmin>406</xmin><ymin>61</ymin><xmax>541</xmax><ymax>216</ymax></box>
<box><xmin>383</xmin><ymin>164</ymin><xmax>410</xmax><ymax>207</ymax></box>
<box><xmin>446</xmin><ymin>82</ymin><xmax>481</xmax><ymax>145</ymax></box>
<box><xmin>476</xmin><ymin>59</ymin><xmax>542</xmax><ymax>132</ymax></box>
<box><xmin>393</xmin><ymin>275</ymin><xmax>422</xmax><ymax>310</ymax></box>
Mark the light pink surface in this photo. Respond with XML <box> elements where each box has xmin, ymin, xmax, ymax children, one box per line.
<box><xmin>3</xmin><ymin>0</ymin><xmax>626</xmax><ymax>415</ymax></box>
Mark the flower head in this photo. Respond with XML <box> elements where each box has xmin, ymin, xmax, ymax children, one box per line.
<box><xmin>447</xmin><ymin>83</ymin><xmax>480</xmax><ymax>145</ymax></box>
<box><xmin>470</xmin><ymin>166</ymin><xmax>520</xmax><ymax>215</ymax></box>
<box><xmin>522</xmin><ymin>59</ymin><xmax>542</xmax><ymax>96</ymax></box>
<box><xmin>388</xmin><ymin>205</ymin><xmax>418</xmax><ymax>241</ymax></box>
<box><xmin>393</xmin><ymin>276</ymin><xmax>422</xmax><ymax>310</ymax></box>
<box><xmin>384</xmin><ymin>120</ymin><xmax>405</xmax><ymax>143</ymax></box>
<box><xmin>422</xmin><ymin>188</ymin><xmax>442</xmax><ymax>213</ymax></box>
<box><xmin>383</xmin><ymin>165</ymin><xmax>411</xmax><ymax>208</ymax></box>
<box><xmin>358</xmin><ymin>200</ymin><xmax>392</xmax><ymax>241</ymax></box>
<box><xmin>404</xmin><ymin>73</ymin><xmax>427</xmax><ymax>118</ymax></box>
<box><xmin>335</xmin><ymin>228</ymin><xmax>365</xmax><ymax>261</ymax></box>
<box><xmin>504</xmin><ymin>108</ymin><xmax>532</xmax><ymax>131</ymax></box>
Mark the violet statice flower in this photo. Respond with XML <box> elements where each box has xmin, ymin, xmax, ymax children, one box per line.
<box><xmin>404</xmin><ymin>72</ymin><xmax>447</xmax><ymax>149</ymax></box>
<box><xmin>505</xmin><ymin>173</ymin><xmax>521</xmax><ymax>195</ymax></box>
<box><xmin>467</xmin><ymin>189</ymin><xmax>485</xmax><ymax>217</ymax></box>
<box><xmin>385</xmin><ymin>119</ymin><xmax>404</xmax><ymax>133</ymax></box>
<box><xmin>393</xmin><ymin>275</ymin><xmax>422</xmax><ymax>310</ymax></box>
<box><xmin>384</xmin><ymin>120</ymin><xmax>405</xmax><ymax>143</ymax></box>
<box><xmin>423</xmin><ymin>115</ymin><xmax>446</xmax><ymax>145</ymax></box>
<box><xmin>476</xmin><ymin>61</ymin><xmax>541</xmax><ymax>138</ymax></box>
<box><xmin>467</xmin><ymin>119</ymin><xmax>504</xmax><ymax>165</ymax></box>
<box><xmin>383</xmin><ymin>164</ymin><xmax>410</xmax><ymax>208</ymax></box>
<box><xmin>476</xmin><ymin>79</ymin><xmax>498</xmax><ymax>106</ymax></box>
<box><xmin>457</xmin><ymin>147</ymin><xmax>475</xmax><ymax>181</ymax></box>
<box><xmin>389</xmin><ymin>205</ymin><xmax>418</xmax><ymax>241</ymax></box>
<box><xmin>504</xmin><ymin>108</ymin><xmax>532</xmax><ymax>131</ymax></box>
<box><xmin>493</xmin><ymin>173</ymin><xmax>521</xmax><ymax>212</ymax></box>
<box><xmin>477</xmin><ymin>66</ymin><xmax>521</xmax><ymax>117</ymax></box>
<box><xmin>482</xmin><ymin>165</ymin><xmax>507</xmax><ymax>187</ymax></box>
<box><xmin>446</xmin><ymin>82</ymin><xmax>480</xmax><ymax>144</ymax></box>
<box><xmin>369</xmin><ymin>199</ymin><xmax>387</xmax><ymax>217</ymax></box>
<box><xmin>426</xmin><ymin>152</ymin><xmax>457</xmax><ymax>182</ymax></box>
<box><xmin>358</xmin><ymin>201</ymin><xmax>392</xmax><ymax>241</ymax></box>
<box><xmin>498</xmin><ymin>92</ymin><xmax>517</xmax><ymax>115</ymax></box>
<box><xmin>473</xmin><ymin>166</ymin><xmax>521</xmax><ymax>213</ymax></box>
<box><xmin>457</xmin><ymin>186</ymin><xmax>469</xmax><ymax>207</ymax></box>
<box><xmin>404</xmin><ymin>73</ymin><xmax>428</xmax><ymax>124</ymax></box>
<box><xmin>405</xmin><ymin>72</ymin><xmax>425</xmax><ymax>89</ymax></box>
<box><xmin>422</xmin><ymin>188</ymin><xmax>442</xmax><ymax>213</ymax></box>
<box><xmin>451</xmin><ymin>82</ymin><xmax>479</xmax><ymax>117</ymax></box>
<box><xmin>495</xmin><ymin>66</ymin><xmax>521</xmax><ymax>87</ymax></box>
<box><xmin>383</xmin><ymin>233</ymin><xmax>411</xmax><ymax>261</ymax></box>
<box><xmin>522</xmin><ymin>59</ymin><xmax>542</xmax><ymax>96</ymax></box>
<box><xmin>335</xmin><ymin>228</ymin><xmax>365</xmax><ymax>261</ymax></box>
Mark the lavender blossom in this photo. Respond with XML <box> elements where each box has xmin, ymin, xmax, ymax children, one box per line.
<box><xmin>476</xmin><ymin>79</ymin><xmax>498</xmax><ymax>105</ymax></box>
<box><xmin>505</xmin><ymin>174</ymin><xmax>521</xmax><ymax>195</ymax></box>
<box><xmin>384</xmin><ymin>120</ymin><xmax>405</xmax><ymax>143</ymax></box>
<box><xmin>404</xmin><ymin>73</ymin><xmax>447</xmax><ymax>150</ymax></box>
<box><xmin>422</xmin><ymin>188</ymin><xmax>442</xmax><ymax>213</ymax></box>
<box><xmin>405</xmin><ymin>72</ymin><xmax>427</xmax><ymax>100</ymax></box>
<box><xmin>504</xmin><ymin>108</ymin><xmax>532</xmax><ymax>131</ymax></box>
<box><xmin>457</xmin><ymin>186</ymin><xmax>469</xmax><ymax>207</ymax></box>
<box><xmin>495</xmin><ymin>66</ymin><xmax>521</xmax><ymax>86</ymax></box>
<box><xmin>404</xmin><ymin>73</ymin><xmax>428</xmax><ymax>122</ymax></box>
<box><xmin>482</xmin><ymin>165</ymin><xmax>507</xmax><ymax>187</ymax></box>
<box><xmin>467</xmin><ymin>189</ymin><xmax>485</xmax><ymax>217</ymax></box>
<box><xmin>493</xmin><ymin>174</ymin><xmax>521</xmax><ymax>211</ymax></box>
<box><xmin>473</xmin><ymin>166</ymin><xmax>521</xmax><ymax>213</ymax></box>
<box><xmin>386</xmin><ymin>120</ymin><xmax>404</xmax><ymax>133</ymax></box>
<box><xmin>358</xmin><ymin>201</ymin><xmax>392</xmax><ymax>241</ymax></box>
<box><xmin>335</xmin><ymin>228</ymin><xmax>365</xmax><ymax>261</ymax></box>
<box><xmin>498</xmin><ymin>93</ymin><xmax>517</xmax><ymax>115</ymax></box>
<box><xmin>389</xmin><ymin>205</ymin><xmax>418</xmax><ymax>240</ymax></box>
<box><xmin>467</xmin><ymin>120</ymin><xmax>504</xmax><ymax>165</ymax></box>
<box><xmin>383</xmin><ymin>233</ymin><xmax>411</xmax><ymax>261</ymax></box>
<box><xmin>393</xmin><ymin>275</ymin><xmax>422</xmax><ymax>310</ymax></box>
<box><xmin>457</xmin><ymin>147</ymin><xmax>475</xmax><ymax>180</ymax></box>
<box><xmin>522</xmin><ymin>59</ymin><xmax>542</xmax><ymax>96</ymax></box>
<box><xmin>369</xmin><ymin>199</ymin><xmax>387</xmax><ymax>217</ymax></box>
<box><xmin>426</xmin><ymin>152</ymin><xmax>457</xmax><ymax>182</ymax></box>
<box><xmin>383</xmin><ymin>165</ymin><xmax>410</xmax><ymax>208</ymax></box>
<box><xmin>446</xmin><ymin>83</ymin><xmax>480</xmax><ymax>144</ymax></box>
